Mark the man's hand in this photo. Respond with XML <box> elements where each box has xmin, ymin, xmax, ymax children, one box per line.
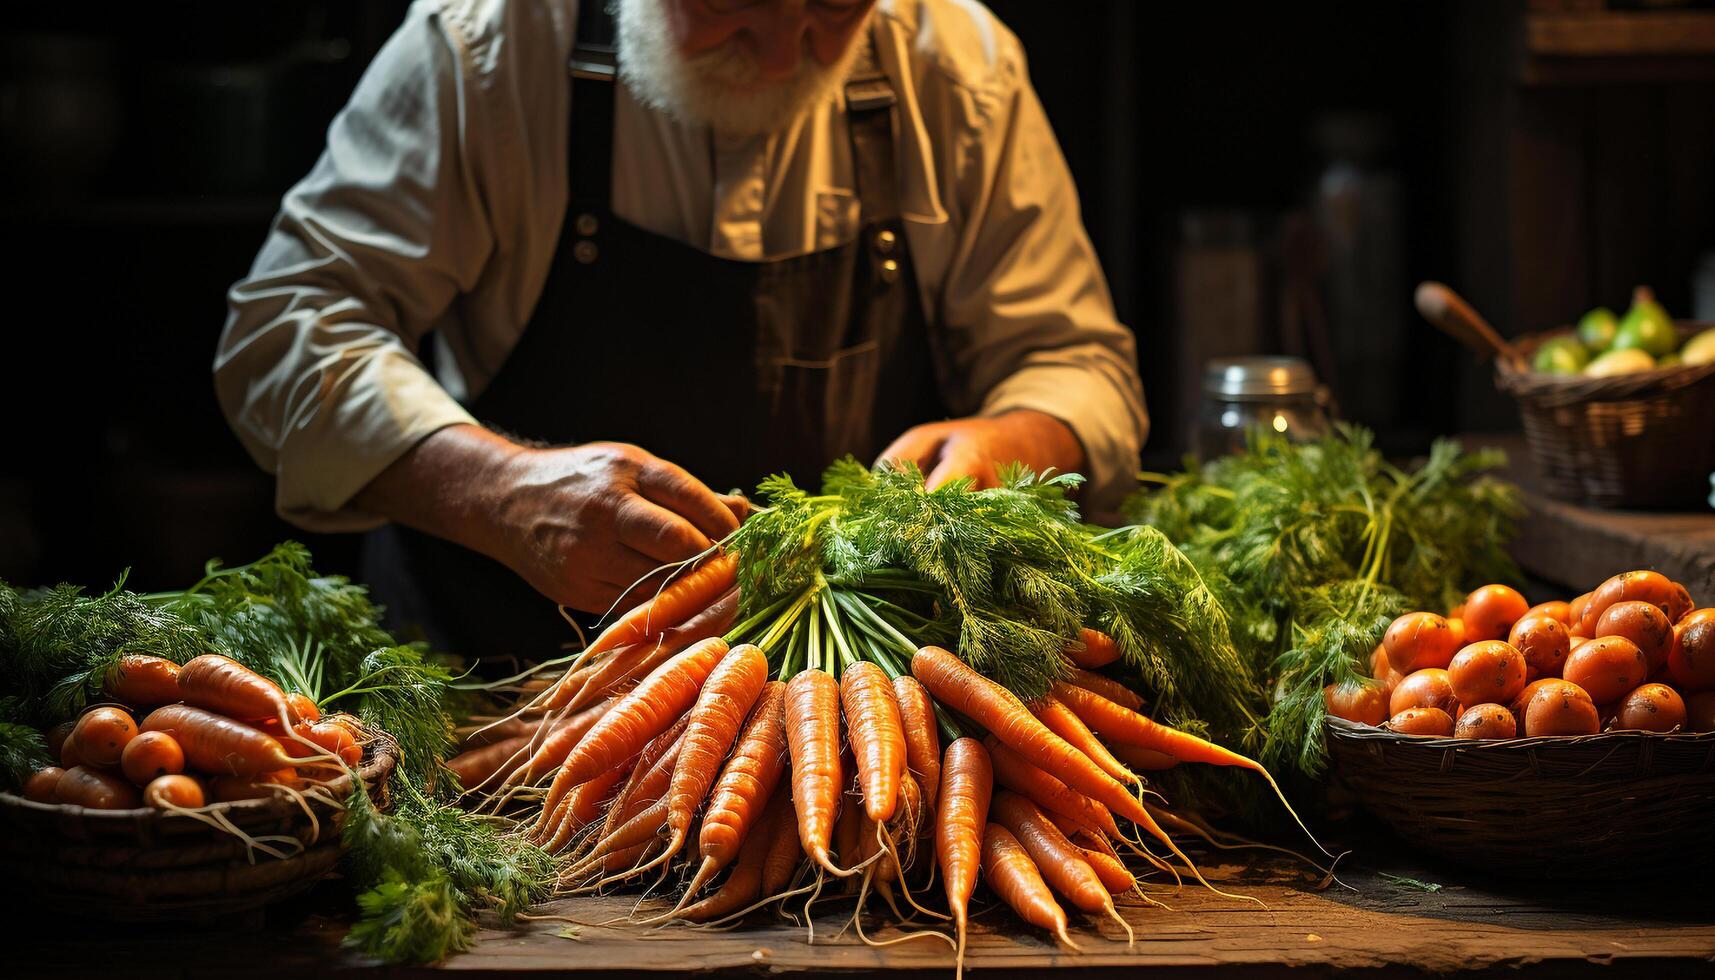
<box><xmin>875</xmin><ymin>410</ymin><xmax>1086</xmax><ymax>489</ymax></box>
<box><xmin>354</xmin><ymin>425</ymin><xmax>740</xmax><ymax>613</ymax></box>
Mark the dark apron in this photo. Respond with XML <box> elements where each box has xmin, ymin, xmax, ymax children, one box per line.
<box><xmin>363</xmin><ymin>18</ymin><xmax>942</xmax><ymax>660</ymax></box>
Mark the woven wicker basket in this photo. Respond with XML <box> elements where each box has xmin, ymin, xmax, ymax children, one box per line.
<box><xmin>0</xmin><ymin>736</ymin><xmax>396</xmax><ymax>922</ymax></box>
<box><xmin>1494</xmin><ymin>323</ymin><xmax>1715</xmax><ymax>510</ymax></box>
<box><xmin>1327</xmin><ymin>718</ymin><xmax>1715</xmax><ymax>879</ymax></box>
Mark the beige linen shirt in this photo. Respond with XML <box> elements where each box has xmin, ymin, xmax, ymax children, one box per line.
<box><xmin>216</xmin><ymin>0</ymin><xmax>1147</xmax><ymax>531</ymax></box>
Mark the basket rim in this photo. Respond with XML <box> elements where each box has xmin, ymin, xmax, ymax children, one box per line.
<box><xmin>0</xmin><ymin>735</ymin><xmax>397</xmax><ymax>822</ymax></box>
<box><xmin>1495</xmin><ymin>321</ymin><xmax>1715</xmax><ymax>398</ymax></box>
<box><xmin>1325</xmin><ymin>716</ymin><xmax>1715</xmax><ymax>752</ymax></box>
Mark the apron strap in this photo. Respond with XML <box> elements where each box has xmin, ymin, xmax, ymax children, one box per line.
<box><xmin>568</xmin><ymin>3</ymin><xmax>617</xmax><ymax>214</ymax></box>
<box><xmin>844</xmin><ymin>22</ymin><xmax>902</xmax><ymax>225</ymax></box>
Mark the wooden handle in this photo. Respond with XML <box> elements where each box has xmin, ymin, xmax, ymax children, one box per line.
<box><xmin>1414</xmin><ymin>281</ymin><xmax>1519</xmax><ymax>365</ymax></box>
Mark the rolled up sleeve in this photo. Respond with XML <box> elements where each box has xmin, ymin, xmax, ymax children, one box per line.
<box><xmin>215</xmin><ymin>0</ymin><xmax>495</xmax><ymax>532</ymax></box>
<box><xmin>934</xmin><ymin>36</ymin><xmax>1147</xmax><ymax>517</ymax></box>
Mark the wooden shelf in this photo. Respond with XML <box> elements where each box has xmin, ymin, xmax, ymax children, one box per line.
<box><xmin>1523</xmin><ymin>10</ymin><xmax>1715</xmax><ymax>84</ymax></box>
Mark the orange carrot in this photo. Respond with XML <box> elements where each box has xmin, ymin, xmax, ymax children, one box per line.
<box><xmin>840</xmin><ymin>662</ymin><xmax>905</xmax><ymax>824</ymax></box>
<box><xmin>1079</xmin><ymin>844</ymin><xmax>1136</xmax><ymax>894</ymax></box>
<box><xmin>120</xmin><ymin>730</ymin><xmax>185</xmax><ymax>784</ymax></box>
<box><xmin>991</xmin><ymin>791</ymin><xmax>1113</xmax><ymax>915</ymax></box>
<box><xmin>559</xmin><ymin>713</ymin><xmax>689</xmax><ymax>850</ymax></box>
<box><xmin>784</xmin><ymin>668</ymin><xmax>848</xmax><ymax>875</ymax></box>
<box><xmin>893</xmin><ymin>675</ymin><xmax>941</xmax><ymax>812</ymax></box>
<box><xmin>564</xmin><ymin>726</ymin><xmax>688</xmax><ymax>872</ymax></box>
<box><xmin>1107</xmin><ymin>743</ymin><xmax>1181</xmax><ymax>772</ymax></box>
<box><xmin>176</xmin><ymin>654</ymin><xmax>298</xmax><ymax>724</ymax></box>
<box><xmin>936</xmin><ymin>737</ymin><xmax>992</xmax><ymax>973</ymax></box>
<box><xmin>140</xmin><ymin>704</ymin><xmax>296</xmax><ymax>776</ymax></box>
<box><xmin>287</xmin><ymin>720</ymin><xmax>361</xmax><ymax>765</ymax></box>
<box><xmin>914</xmin><ymin>647</ymin><xmax>1148</xmax><ymax>828</ymax></box>
<box><xmin>697</xmin><ymin>680</ymin><xmax>788</xmax><ymax>879</ymax></box>
<box><xmin>984</xmin><ymin>735</ymin><xmax>1116</xmax><ymax>836</ymax></box>
<box><xmin>981</xmin><ymin>824</ymin><xmax>1076</xmax><ymax>948</ymax></box>
<box><xmin>447</xmin><ymin>733</ymin><xmax>533</xmax><ymax>789</ymax></box>
<box><xmin>663</xmin><ymin>644</ymin><xmax>769</xmax><ymax>870</ymax></box>
<box><xmin>1032</xmin><ymin>693</ymin><xmax>1139</xmax><ymax>786</ymax></box>
<box><xmin>540</xmin><ymin>554</ymin><xmax>737</xmax><ymax>710</ymax></box>
<box><xmin>1066</xmin><ymin>628</ymin><xmax>1121</xmax><ymax>670</ymax></box>
<box><xmin>511</xmin><ymin>701</ymin><xmax>616</xmax><ymax>788</ymax></box>
<box><xmin>1052</xmin><ymin>682</ymin><xmax>1250</xmax><ymax>770</ymax></box>
<box><xmin>681</xmin><ymin>791</ymin><xmax>787</xmax><ymax>923</ymax></box>
<box><xmin>540</xmin><ymin>637</ymin><xmax>728</xmax><ymax>819</ymax></box>
<box><xmin>761</xmin><ymin>792</ymin><xmax>805</xmax><ymax>896</ymax></box>
<box><xmin>1064</xmin><ymin>668</ymin><xmax>1144</xmax><ymax>712</ymax></box>
<box><xmin>143</xmin><ymin>773</ymin><xmax>205</xmax><ymax>809</ymax></box>
<box><xmin>55</xmin><ymin>766</ymin><xmax>141</xmax><ymax>809</ymax></box>
<box><xmin>562</xmin><ymin>588</ymin><xmax>742</xmax><ymax>714</ymax></box>
<box><xmin>286</xmin><ymin>692</ymin><xmax>320</xmax><ymax>723</ymax></box>
<box><xmin>539</xmin><ymin>765</ymin><xmax>628</xmax><ymax>854</ymax></box>
<box><xmin>105</xmin><ymin>655</ymin><xmax>182</xmax><ymax>705</ymax></box>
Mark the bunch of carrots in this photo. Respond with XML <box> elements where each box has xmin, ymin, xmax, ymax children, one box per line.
<box><xmin>449</xmin><ymin>553</ymin><xmax>1317</xmax><ymax>968</ymax></box>
<box><xmin>17</xmin><ymin>652</ymin><xmax>365</xmax><ymax>854</ymax></box>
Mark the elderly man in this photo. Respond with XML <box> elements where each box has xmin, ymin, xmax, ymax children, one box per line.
<box><xmin>216</xmin><ymin>0</ymin><xmax>1146</xmax><ymax>655</ymax></box>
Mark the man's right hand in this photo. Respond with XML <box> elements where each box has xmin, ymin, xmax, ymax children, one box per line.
<box><xmin>353</xmin><ymin>425</ymin><xmax>741</xmax><ymax>613</ymax></box>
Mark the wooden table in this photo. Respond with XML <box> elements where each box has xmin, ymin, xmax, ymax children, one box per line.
<box><xmin>18</xmin><ymin>835</ymin><xmax>1715</xmax><ymax>978</ymax></box>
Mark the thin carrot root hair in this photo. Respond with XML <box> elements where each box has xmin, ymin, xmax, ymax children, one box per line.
<box><xmin>879</xmin><ymin>825</ymin><xmax>949</xmax><ymax>922</ymax></box>
<box><xmin>850</xmin><ymin>873</ymin><xmax>955</xmax><ymax>950</ymax></box>
<box><xmin>159</xmin><ymin>800</ymin><xmax>302</xmax><ymax>862</ymax></box>
<box><xmin>686</xmin><ymin>881</ymin><xmax>819</xmax><ymax>931</ymax></box>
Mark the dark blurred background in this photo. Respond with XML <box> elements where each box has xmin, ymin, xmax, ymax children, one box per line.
<box><xmin>3</xmin><ymin>0</ymin><xmax>1713</xmax><ymax>589</ymax></box>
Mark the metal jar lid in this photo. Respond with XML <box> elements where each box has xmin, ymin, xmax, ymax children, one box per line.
<box><xmin>1203</xmin><ymin>356</ymin><xmax>1321</xmax><ymax>401</ymax></box>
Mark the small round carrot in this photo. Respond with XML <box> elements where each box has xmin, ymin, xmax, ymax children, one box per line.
<box><xmin>141</xmin><ymin>704</ymin><xmax>296</xmax><ymax>776</ymax></box>
<box><xmin>936</xmin><ymin>736</ymin><xmax>992</xmax><ymax>972</ymax></box>
<box><xmin>55</xmin><ymin>766</ymin><xmax>141</xmax><ymax>809</ymax></box>
<box><xmin>1063</xmin><ymin>668</ymin><xmax>1144</xmax><ymax>712</ymax></box>
<box><xmin>663</xmin><ymin>644</ymin><xmax>769</xmax><ymax>867</ymax></box>
<box><xmin>144</xmin><ymin>773</ymin><xmax>205</xmax><ymax>809</ymax></box>
<box><xmin>840</xmin><ymin>662</ymin><xmax>906</xmax><ymax>824</ymax></box>
<box><xmin>697</xmin><ymin>680</ymin><xmax>789</xmax><ymax>879</ymax></box>
<box><xmin>1066</xmin><ymin>628</ymin><xmax>1122</xmax><ymax>669</ymax></box>
<box><xmin>121</xmin><ymin>730</ymin><xmax>185</xmax><ymax>784</ymax></box>
<box><xmin>286</xmin><ymin>692</ymin><xmax>320</xmax><ymax>723</ymax></box>
<box><xmin>177</xmin><ymin>654</ymin><xmax>299</xmax><ymax>725</ymax></box>
<box><xmin>105</xmin><ymin>655</ymin><xmax>182</xmax><ymax>705</ymax></box>
<box><xmin>893</xmin><ymin>675</ymin><xmax>941</xmax><ymax>812</ymax></box>
<box><xmin>991</xmin><ymin>791</ymin><xmax>1112</xmax><ymax>915</ymax></box>
<box><xmin>73</xmin><ymin>707</ymin><xmax>138</xmax><ymax>767</ymax></box>
<box><xmin>983</xmin><ymin>735</ymin><xmax>1118</xmax><ymax>837</ymax></box>
<box><xmin>785</xmin><ymin>668</ymin><xmax>848</xmax><ymax>875</ymax></box>
<box><xmin>287</xmin><ymin>720</ymin><xmax>361</xmax><ymax>765</ymax></box>
<box><xmin>981</xmin><ymin>824</ymin><xmax>1076</xmax><ymax>948</ymax></box>
<box><xmin>1032</xmin><ymin>693</ymin><xmax>1139</xmax><ymax>786</ymax></box>
<box><xmin>540</xmin><ymin>637</ymin><xmax>729</xmax><ymax>820</ymax></box>
<box><xmin>24</xmin><ymin>766</ymin><xmax>66</xmax><ymax>803</ymax></box>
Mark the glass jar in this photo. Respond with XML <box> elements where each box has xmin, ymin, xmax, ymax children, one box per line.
<box><xmin>1197</xmin><ymin>356</ymin><xmax>1334</xmax><ymax>460</ymax></box>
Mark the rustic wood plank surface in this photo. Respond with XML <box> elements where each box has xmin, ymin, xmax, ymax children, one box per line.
<box><xmin>15</xmin><ymin>839</ymin><xmax>1715</xmax><ymax>978</ymax></box>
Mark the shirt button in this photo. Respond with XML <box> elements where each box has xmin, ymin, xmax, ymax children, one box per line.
<box><xmin>875</xmin><ymin>229</ymin><xmax>897</xmax><ymax>254</ymax></box>
<box><xmin>575</xmin><ymin>213</ymin><xmax>600</xmax><ymax>236</ymax></box>
<box><xmin>573</xmin><ymin>240</ymin><xmax>599</xmax><ymax>264</ymax></box>
<box><xmin>880</xmin><ymin>258</ymin><xmax>900</xmax><ymax>283</ymax></box>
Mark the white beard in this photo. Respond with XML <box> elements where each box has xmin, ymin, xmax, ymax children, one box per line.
<box><xmin>614</xmin><ymin>0</ymin><xmax>866</xmax><ymax>137</ymax></box>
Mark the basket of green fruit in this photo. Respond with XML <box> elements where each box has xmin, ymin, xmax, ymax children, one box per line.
<box><xmin>1494</xmin><ymin>286</ymin><xmax>1715</xmax><ymax>509</ymax></box>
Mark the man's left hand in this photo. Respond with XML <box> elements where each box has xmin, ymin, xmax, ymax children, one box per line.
<box><xmin>875</xmin><ymin>410</ymin><xmax>1086</xmax><ymax>489</ymax></box>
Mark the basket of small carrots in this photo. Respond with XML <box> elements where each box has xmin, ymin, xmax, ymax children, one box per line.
<box><xmin>1324</xmin><ymin>571</ymin><xmax>1715</xmax><ymax>878</ymax></box>
<box><xmin>0</xmin><ymin>653</ymin><xmax>396</xmax><ymax>922</ymax></box>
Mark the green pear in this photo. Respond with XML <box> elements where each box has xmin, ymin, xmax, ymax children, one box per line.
<box><xmin>1577</xmin><ymin>307</ymin><xmax>1618</xmax><ymax>350</ymax></box>
<box><xmin>1532</xmin><ymin>336</ymin><xmax>1589</xmax><ymax>375</ymax></box>
<box><xmin>1612</xmin><ymin>286</ymin><xmax>1676</xmax><ymax>357</ymax></box>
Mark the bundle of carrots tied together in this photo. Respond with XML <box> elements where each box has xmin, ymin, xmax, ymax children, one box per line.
<box><xmin>449</xmin><ymin>462</ymin><xmax>1321</xmax><ymax>967</ymax></box>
